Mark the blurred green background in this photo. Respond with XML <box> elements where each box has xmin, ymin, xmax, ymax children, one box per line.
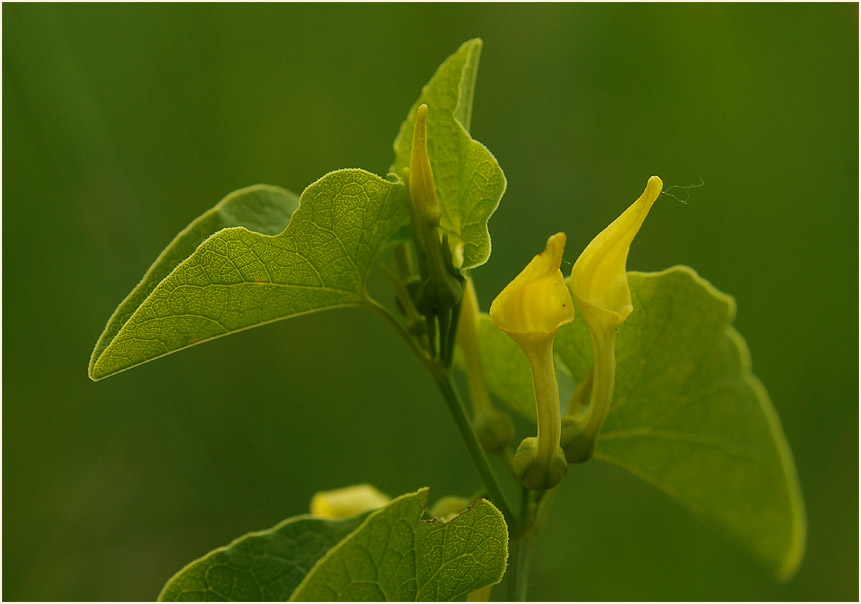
<box><xmin>3</xmin><ymin>3</ymin><xmax>857</xmax><ymax>601</ymax></box>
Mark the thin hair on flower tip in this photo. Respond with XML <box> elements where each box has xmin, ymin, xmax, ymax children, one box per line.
<box><xmin>660</xmin><ymin>177</ymin><xmax>704</xmax><ymax>204</ymax></box>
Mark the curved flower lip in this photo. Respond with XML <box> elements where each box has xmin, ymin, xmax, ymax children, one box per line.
<box><xmin>490</xmin><ymin>232</ymin><xmax>575</xmax><ymax>344</ymax></box>
<box><xmin>571</xmin><ymin>176</ymin><xmax>662</xmax><ymax>329</ymax></box>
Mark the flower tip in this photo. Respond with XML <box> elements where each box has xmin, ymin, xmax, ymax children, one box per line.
<box><xmin>632</xmin><ymin>175</ymin><xmax>663</xmax><ymax>217</ymax></box>
<box><xmin>413</xmin><ymin>104</ymin><xmax>429</xmax><ymax>148</ymax></box>
<box><xmin>544</xmin><ymin>232</ymin><xmax>567</xmax><ymax>261</ymax></box>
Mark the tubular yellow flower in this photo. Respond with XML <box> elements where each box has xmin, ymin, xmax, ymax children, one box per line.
<box><xmin>571</xmin><ymin>175</ymin><xmax>663</xmax><ymax>330</ymax></box>
<box><xmin>310</xmin><ymin>484</ymin><xmax>390</xmax><ymax>519</ymax></box>
<box><xmin>490</xmin><ymin>233</ymin><xmax>574</xmax><ymax>490</ymax></box>
<box><xmin>562</xmin><ymin>176</ymin><xmax>662</xmax><ymax>463</ymax></box>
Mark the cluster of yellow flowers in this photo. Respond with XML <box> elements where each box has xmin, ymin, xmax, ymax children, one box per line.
<box><xmin>406</xmin><ymin>102</ymin><xmax>662</xmax><ymax>491</ymax></box>
<box><xmin>490</xmin><ymin>176</ymin><xmax>663</xmax><ymax>489</ymax></box>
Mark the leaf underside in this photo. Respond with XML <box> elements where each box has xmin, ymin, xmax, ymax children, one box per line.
<box><xmin>159</xmin><ymin>489</ymin><xmax>508</xmax><ymax>602</ymax></box>
<box><xmin>390</xmin><ymin>38</ymin><xmax>505</xmax><ymax>269</ymax></box>
<box><xmin>89</xmin><ymin>170</ymin><xmax>407</xmax><ymax>380</ymax></box>
<box><xmin>473</xmin><ymin>266</ymin><xmax>806</xmax><ymax>578</ymax></box>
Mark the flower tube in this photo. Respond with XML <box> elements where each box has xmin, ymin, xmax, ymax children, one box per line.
<box><xmin>562</xmin><ymin>176</ymin><xmax>662</xmax><ymax>462</ymax></box>
<box><xmin>490</xmin><ymin>233</ymin><xmax>574</xmax><ymax>489</ymax></box>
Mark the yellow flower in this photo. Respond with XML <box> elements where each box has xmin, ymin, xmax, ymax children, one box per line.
<box><xmin>310</xmin><ymin>484</ymin><xmax>390</xmax><ymax>519</ymax></box>
<box><xmin>490</xmin><ymin>232</ymin><xmax>574</xmax><ymax>347</ymax></box>
<box><xmin>490</xmin><ymin>233</ymin><xmax>574</xmax><ymax>490</ymax></box>
<box><xmin>571</xmin><ymin>176</ymin><xmax>663</xmax><ymax>331</ymax></box>
<box><xmin>562</xmin><ymin>176</ymin><xmax>662</xmax><ymax>463</ymax></box>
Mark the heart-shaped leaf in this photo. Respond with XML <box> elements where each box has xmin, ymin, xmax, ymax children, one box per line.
<box><xmin>90</xmin><ymin>170</ymin><xmax>407</xmax><ymax>380</ymax></box>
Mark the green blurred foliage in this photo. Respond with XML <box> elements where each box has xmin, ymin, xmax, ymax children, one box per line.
<box><xmin>3</xmin><ymin>3</ymin><xmax>857</xmax><ymax>601</ymax></box>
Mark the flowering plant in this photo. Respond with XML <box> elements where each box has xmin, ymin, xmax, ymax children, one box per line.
<box><xmin>90</xmin><ymin>40</ymin><xmax>805</xmax><ymax>600</ymax></box>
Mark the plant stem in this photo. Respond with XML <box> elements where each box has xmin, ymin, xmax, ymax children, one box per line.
<box><xmin>370</xmin><ymin>295</ymin><xmax>530</xmax><ymax>594</ymax></box>
<box><xmin>366</xmin><ymin>298</ymin><xmax>516</xmax><ymax>524</ymax></box>
<box><xmin>509</xmin><ymin>487</ymin><xmax>554</xmax><ymax>601</ymax></box>
<box><xmin>509</xmin><ymin>488</ymin><xmax>535</xmax><ymax>601</ymax></box>
<box><xmin>512</xmin><ymin>528</ymin><xmax>536</xmax><ymax>601</ymax></box>
<box><xmin>430</xmin><ymin>369</ymin><xmax>517</xmax><ymax>525</ymax></box>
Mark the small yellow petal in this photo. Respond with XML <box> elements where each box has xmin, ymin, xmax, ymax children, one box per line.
<box><xmin>572</xmin><ymin>176</ymin><xmax>662</xmax><ymax>329</ymax></box>
<box><xmin>490</xmin><ymin>232</ymin><xmax>575</xmax><ymax>344</ymax></box>
<box><xmin>310</xmin><ymin>484</ymin><xmax>390</xmax><ymax>519</ymax></box>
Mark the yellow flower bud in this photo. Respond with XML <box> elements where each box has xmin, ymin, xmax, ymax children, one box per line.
<box><xmin>409</xmin><ymin>104</ymin><xmax>441</xmax><ymax>225</ymax></box>
<box><xmin>310</xmin><ymin>484</ymin><xmax>390</xmax><ymax>519</ymax></box>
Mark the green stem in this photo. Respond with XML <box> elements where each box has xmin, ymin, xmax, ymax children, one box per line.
<box><xmin>430</xmin><ymin>368</ymin><xmax>517</xmax><ymax>525</ymax></box>
<box><xmin>369</xmin><ymin>295</ymin><xmax>523</xmax><ymax>587</ymax></box>
<box><xmin>443</xmin><ymin>301</ymin><xmax>461</xmax><ymax>368</ymax></box>
<box><xmin>510</xmin><ymin>488</ymin><xmax>542</xmax><ymax>601</ymax></box>
<box><xmin>438</xmin><ymin>309</ymin><xmax>451</xmax><ymax>366</ymax></box>
<box><xmin>380</xmin><ymin>263</ymin><xmax>424</xmax><ymax>330</ymax></box>
<box><xmin>512</xmin><ymin>529</ymin><xmax>536</xmax><ymax>601</ymax></box>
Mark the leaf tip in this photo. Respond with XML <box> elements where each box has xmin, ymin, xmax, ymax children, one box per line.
<box><xmin>87</xmin><ymin>353</ymin><xmax>106</xmax><ymax>382</ymax></box>
<box><xmin>776</xmin><ymin>526</ymin><xmax>806</xmax><ymax>581</ymax></box>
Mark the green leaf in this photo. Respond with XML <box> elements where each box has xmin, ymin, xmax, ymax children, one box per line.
<box><xmin>90</xmin><ymin>170</ymin><xmax>407</xmax><ymax>380</ymax></box>
<box><xmin>475</xmin><ymin>266</ymin><xmax>805</xmax><ymax>578</ymax></box>
<box><xmin>390</xmin><ymin>39</ymin><xmax>506</xmax><ymax>269</ymax></box>
<box><xmin>158</xmin><ymin>513</ymin><xmax>369</xmax><ymax>602</ymax></box>
<box><xmin>159</xmin><ymin>489</ymin><xmax>508</xmax><ymax>602</ymax></box>
<box><xmin>89</xmin><ymin>185</ymin><xmax>299</xmax><ymax>378</ymax></box>
<box><xmin>291</xmin><ymin>488</ymin><xmax>508</xmax><ymax>601</ymax></box>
